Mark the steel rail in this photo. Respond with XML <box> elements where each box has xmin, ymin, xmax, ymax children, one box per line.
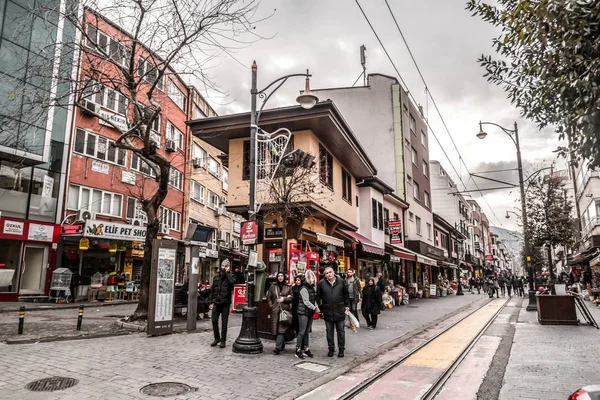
<box><xmin>338</xmin><ymin>297</ymin><xmax>510</xmax><ymax>400</ymax></box>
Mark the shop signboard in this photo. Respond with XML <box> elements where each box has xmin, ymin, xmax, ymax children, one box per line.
<box><xmin>79</xmin><ymin>238</ymin><xmax>89</xmax><ymax>250</ymax></box>
<box><xmin>99</xmin><ymin>109</ymin><xmax>128</xmax><ymax>131</ymax></box>
<box><xmin>91</xmin><ymin>160</ymin><xmax>109</xmax><ymax>175</ymax></box>
<box><xmin>61</xmin><ymin>224</ymin><xmax>83</xmax><ymax>235</ymax></box>
<box><xmin>429</xmin><ymin>284</ymin><xmax>437</xmax><ymax>297</ymax></box>
<box><xmin>388</xmin><ymin>219</ymin><xmax>402</xmax><ymax>245</ymax></box>
<box><xmin>241</xmin><ymin>221</ymin><xmax>259</xmax><ymax>245</ymax></box>
<box><xmin>84</xmin><ymin>219</ymin><xmax>147</xmax><ymax>242</ymax></box>
<box><xmin>205</xmin><ymin>249</ymin><xmax>219</xmax><ymax>259</ymax></box>
<box><xmin>232</xmin><ymin>284</ymin><xmax>247</xmax><ymax>312</ymax></box>
<box><xmin>27</xmin><ymin>223</ymin><xmax>54</xmax><ymax>242</ymax></box>
<box><xmin>265</xmin><ymin>228</ymin><xmax>283</xmax><ymax>238</ymax></box>
<box><xmin>121</xmin><ymin>171</ymin><xmax>136</xmax><ymax>185</ymax></box>
<box><xmin>148</xmin><ymin>239</ymin><xmax>177</xmax><ymax>336</ymax></box>
<box><xmin>3</xmin><ymin>220</ymin><xmax>24</xmax><ymax>236</ymax></box>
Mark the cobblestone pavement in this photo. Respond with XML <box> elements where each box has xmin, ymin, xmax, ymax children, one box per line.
<box><xmin>0</xmin><ymin>294</ymin><xmax>484</xmax><ymax>399</ymax></box>
<box><xmin>500</xmin><ymin>299</ymin><xmax>600</xmax><ymax>400</ymax></box>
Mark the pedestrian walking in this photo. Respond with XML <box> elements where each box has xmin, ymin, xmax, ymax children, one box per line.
<box><xmin>361</xmin><ymin>278</ymin><xmax>382</xmax><ymax>329</ymax></box>
<box><xmin>499</xmin><ymin>277</ymin><xmax>506</xmax><ymax>296</ymax></box>
<box><xmin>518</xmin><ymin>276</ymin><xmax>525</xmax><ymax>297</ymax></box>
<box><xmin>483</xmin><ymin>277</ymin><xmax>488</xmax><ymax>294</ymax></box>
<box><xmin>477</xmin><ymin>278</ymin><xmax>483</xmax><ymax>294</ymax></box>
<box><xmin>317</xmin><ymin>266</ymin><xmax>350</xmax><ymax>358</ymax></box>
<box><xmin>507</xmin><ymin>276</ymin><xmax>513</xmax><ymax>296</ymax></box>
<box><xmin>469</xmin><ymin>277</ymin><xmax>475</xmax><ymax>293</ymax></box>
<box><xmin>376</xmin><ymin>272</ymin><xmax>386</xmax><ymax>294</ymax></box>
<box><xmin>268</xmin><ymin>272</ymin><xmax>293</xmax><ymax>355</ymax></box>
<box><xmin>296</xmin><ymin>270</ymin><xmax>319</xmax><ymax>360</ymax></box>
<box><xmin>493</xmin><ymin>277</ymin><xmax>500</xmax><ymax>298</ymax></box>
<box><xmin>209</xmin><ymin>259</ymin><xmax>235</xmax><ymax>348</ymax></box>
<box><xmin>345</xmin><ymin>269</ymin><xmax>361</xmax><ymax>324</ymax></box>
<box><xmin>291</xmin><ymin>275</ymin><xmax>302</xmax><ymax>336</ymax></box>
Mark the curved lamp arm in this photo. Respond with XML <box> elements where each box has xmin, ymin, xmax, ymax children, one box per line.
<box><xmin>480</xmin><ymin>121</ymin><xmax>518</xmax><ymax>147</ymax></box>
<box><xmin>255</xmin><ymin>72</ymin><xmax>311</xmax><ymax>125</ymax></box>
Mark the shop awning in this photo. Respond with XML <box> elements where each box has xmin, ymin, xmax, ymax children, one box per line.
<box><xmin>385</xmin><ymin>243</ymin><xmax>417</xmax><ymax>261</ymax></box>
<box><xmin>416</xmin><ymin>254</ymin><xmax>437</xmax><ymax>267</ymax></box>
<box><xmin>438</xmin><ymin>261</ymin><xmax>458</xmax><ymax>270</ymax></box>
<box><xmin>316</xmin><ymin>233</ymin><xmax>344</xmax><ymax>248</ymax></box>
<box><xmin>339</xmin><ymin>229</ymin><xmax>385</xmax><ymax>256</ymax></box>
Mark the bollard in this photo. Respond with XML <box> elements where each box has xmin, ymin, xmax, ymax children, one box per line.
<box><xmin>76</xmin><ymin>305</ymin><xmax>84</xmax><ymax>331</ymax></box>
<box><xmin>18</xmin><ymin>306</ymin><xmax>25</xmax><ymax>334</ymax></box>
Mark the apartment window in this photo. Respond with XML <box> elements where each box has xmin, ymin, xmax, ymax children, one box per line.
<box><xmin>67</xmin><ymin>184</ymin><xmax>122</xmax><ymax>217</ymax></box>
<box><xmin>168</xmin><ymin>168</ymin><xmax>183</xmax><ymax>191</ymax></box>
<box><xmin>222</xmin><ymin>168</ymin><xmax>229</xmax><ymax>192</ymax></box>
<box><xmin>423</xmin><ymin>160</ymin><xmax>429</xmax><ymax>178</ymax></box>
<box><xmin>192</xmin><ymin>143</ymin><xmax>207</xmax><ymax>168</ymax></box>
<box><xmin>319</xmin><ymin>144</ymin><xmax>334</xmax><ymax>189</ymax></box>
<box><xmin>409</xmin><ymin>114</ymin><xmax>416</xmax><ymax>134</ymax></box>
<box><xmin>208</xmin><ymin>157</ymin><xmax>220</xmax><ymax>178</ymax></box>
<box><xmin>378</xmin><ymin>202</ymin><xmax>384</xmax><ymax>230</ymax></box>
<box><xmin>131</xmin><ymin>153</ymin><xmax>156</xmax><ymax>177</ymax></box>
<box><xmin>341</xmin><ymin>168</ymin><xmax>352</xmax><ymax>203</ymax></box>
<box><xmin>149</xmin><ymin>115</ymin><xmax>161</xmax><ymax>147</ymax></box>
<box><xmin>393</xmin><ymin>212</ymin><xmax>399</xmax><ymax>221</ymax></box>
<box><xmin>83</xmin><ymin>80</ymin><xmax>127</xmax><ymax>115</ymax></box>
<box><xmin>126</xmin><ymin>197</ymin><xmax>148</xmax><ymax>222</ymax></box>
<box><xmin>168</xmin><ymin>79</ymin><xmax>187</xmax><ymax>112</ymax></box>
<box><xmin>424</xmin><ymin>191</ymin><xmax>430</xmax><ymax>208</ymax></box>
<box><xmin>207</xmin><ymin>190</ymin><xmax>219</xmax><ymax>210</ymax></box>
<box><xmin>435</xmin><ymin>230</ymin><xmax>440</xmax><ymax>247</ymax></box>
<box><xmin>191</xmin><ymin>180</ymin><xmax>205</xmax><ymax>204</ymax></box>
<box><xmin>74</xmin><ymin>129</ymin><xmax>126</xmax><ymax>167</ymax></box>
<box><xmin>421</xmin><ymin>130</ymin><xmax>427</xmax><ymax>148</ymax></box>
<box><xmin>372</xmin><ymin>199</ymin><xmax>378</xmax><ymax>228</ymax></box>
<box><xmin>411</xmin><ymin>147</ymin><xmax>418</xmax><ymax>166</ymax></box>
<box><xmin>415</xmin><ymin>216</ymin><xmax>421</xmax><ymax>235</ymax></box>
<box><xmin>160</xmin><ymin>206</ymin><xmax>181</xmax><ymax>231</ymax></box>
<box><xmin>413</xmin><ymin>181</ymin><xmax>420</xmax><ymax>201</ymax></box>
<box><xmin>138</xmin><ymin>58</ymin><xmax>164</xmax><ymax>91</ymax></box>
<box><xmin>86</xmin><ymin>24</ymin><xmax>131</xmax><ymax>67</ymax></box>
<box><xmin>383</xmin><ymin>208</ymin><xmax>389</xmax><ymax>225</ymax></box>
<box><xmin>409</xmin><ymin>212</ymin><xmax>414</xmax><ymax>221</ymax></box>
<box><xmin>427</xmin><ymin>223</ymin><xmax>432</xmax><ymax>240</ymax></box>
<box><xmin>166</xmin><ymin>122</ymin><xmax>184</xmax><ymax>151</ymax></box>
<box><xmin>233</xmin><ymin>220</ymin><xmax>241</xmax><ymax>234</ymax></box>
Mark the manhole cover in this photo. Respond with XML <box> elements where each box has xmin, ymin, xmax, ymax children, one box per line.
<box><xmin>25</xmin><ymin>377</ymin><xmax>79</xmax><ymax>392</ymax></box>
<box><xmin>140</xmin><ymin>382</ymin><xmax>193</xmax><ymax>397</ymax></box>
<box><xmin>295</xmin><ymin>361</ymin><xmax>330</xmax><ymax>372</ymax></box>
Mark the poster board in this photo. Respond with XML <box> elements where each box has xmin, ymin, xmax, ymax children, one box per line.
<box><xmin>147</xmin><ymin>239</ymin><xmax>177</xmax><ymax>336</ymax></box>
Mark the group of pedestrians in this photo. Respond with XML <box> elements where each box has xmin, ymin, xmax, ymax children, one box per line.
<box><xmin>466</xmin><ymin>275</ymin><xmax>526</xmax><ymax>298</ymax></box>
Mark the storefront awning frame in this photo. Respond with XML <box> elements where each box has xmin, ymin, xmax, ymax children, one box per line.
<box><xmin>338</xmin><ymin>229</ymin><xmax>385</xmax><ymax>257</ymax></box>
<box><xmin>315</xmin><ymin>232</ymin><xmax>344</xmax><ymax>248</ymax></box>
<box><xmin>385</xmin><ymin>243</ymin><xmax>417</xmax><ymax>261</ymax></box>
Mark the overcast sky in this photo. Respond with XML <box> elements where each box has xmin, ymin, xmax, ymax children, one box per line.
<box><xmin>196</xmin><ymin>0</ymin><xmax>567</xmax><ymax>231</ymax></box>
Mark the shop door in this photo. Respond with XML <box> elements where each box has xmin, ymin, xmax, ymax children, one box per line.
<box><xmin>20</xmin><ymin>245</ymin><xmax>49</xmax><ymax>294</ymax></box>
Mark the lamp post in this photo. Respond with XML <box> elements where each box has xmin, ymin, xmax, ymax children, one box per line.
<box><xmin>476</xmin><ymin>121</ymin><xmax>537</xmax><ymax>311</ymax></box>
<box><xmin>233</xmin><ymin>61</ymin><xmax>318</xmax><ymax>354</ymax></box>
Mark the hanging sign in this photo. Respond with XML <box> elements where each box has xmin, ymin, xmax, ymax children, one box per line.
<box><xmin>388</xmin><ymin>219</ymin><xmax>402</xmax><ymax>245</ymax></box>
<box><xmin>79</xmin><ymin>238</ymin><xmax>90</xmax><ymax>250</ymax></box>
<box><xmin>241</xmin><ymin>221</ymin><xmax>259</xmax><ymax>245</ymax></box>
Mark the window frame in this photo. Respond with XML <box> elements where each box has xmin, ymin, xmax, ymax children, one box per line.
<box><xmin>341</xmin><ymin>168</ymin><xmax>352</xmax><ymax>203</ymax></box>
<box><xmin>207</xmin><ymin>190</ymin><xmax>219</xmax><ymax>210</ymax></box>
<box><xmin>191</xmin><ymin>180</ymin><xmax>205</xmax><ymax>204</ymax></box>
<box><xmin>168</xmin><ymin>79</ymin><xmax>188</xmax><ymax>112</ymax></box>
<box><xmin>84</xmin><ymin>79</ymin><xmax>127</xmax><ymax>115</ymax></box>
<box><xmin>85</xmin><ymin>24</ymin><xmax>131</xmax><ymax>68</ymax></box>
<box><xmin>222</xmin><ymin>168</ymin><xmax>229</xmax><ymax>192</ymax></box>
<box><xmin>138</xmin><ymin>57</ymin><xmax>164</xmax><ymax>91</ymax></box>
<box><xmin>421</xmin><ymin>130</ymin><xmax>427</xmax><ymax>148</ymax></box>
<box><xmin>319</xmin><ymin>144</ymin><xmax>334</xmax><ymax>189</ymax></box>
<box><xmin>208</xmin><ymin>156</ymin><xmax>220</xmax><ymax>179</ymax></box>
<box><xmin>411</xmin><ymin>147</ymin><xmax>418</xmax><ymax>166</ymax></box>
<box><xmin>130</xmin><ymin>153</ymin><xmax>156</xmax><ymax>177</ymax></box>
<box><xmin>67</xmin><ymin>184</ymin><xmax>123</xmax><ymax>217</ymax></box>
<box><xmin>73</xmin><ymin>128</ymin><xmax>127</xmax><ymax>167</ymax></box>
<box><xmin>168</xmin><ymin>167</ymin><xmax>183</xmax><ymax>191</ymax></box>
<box><xmin>413</xmin><ymin>181</ymin><xmax>420</xmax><ymax>201</ymax></box>
<box><xmin>415</xmin><ymin>216</ymin><xmax>421</xmax><ymax>235</ymax></box>
<box><xmin>424</xmin><ymin>190</ymin><xmax>430</xmax><ymax>208</ymax></box>
<box><xmin>409</xmin><ymin>114</ymin><xmax>416</xmax><ymax>135</ymax></box>
<box><xmin>165</xmin><ymin>121</ymin><xmax>184</xmax><ymax>151</ymax></box>
<box><xmin>126</xmin><ymin>197</ymin><xmax>148</xmax><ymax>222</ymax></box>
<box><xmin>192</xmin><ymin>143</ymin><xmax>207</xmax><ymax>168</ymax></box>
<box><xmin>423</xmin><ymin>160</ymin><xmax>429</xmax><ymax>178</ymax></box>
<box><xmin>159</xmin><ymin>206</ymin><xmax>181</xmax><ymax>232</ymax></box>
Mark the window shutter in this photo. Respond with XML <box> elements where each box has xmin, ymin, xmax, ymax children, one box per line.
<box><xmin>372</xmin><ymin>199</ymin><xmax>378</xmax><ymax>228</ymax></box>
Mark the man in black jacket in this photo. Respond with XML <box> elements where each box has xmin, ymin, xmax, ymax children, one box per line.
<box><xmin>209</xmin><ymin>259</ymin><xmax>235</xmax><ymax>348</ymax></box>
<box><xmin>317</xmin><ymin>267</ymin><xmax>350</xmax><ymax>358</ymax></box>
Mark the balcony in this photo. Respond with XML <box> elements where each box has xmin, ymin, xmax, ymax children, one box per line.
<box><xmin>582</xmin><ymin>216</ymin><xmax>600</xmax><ymax>238</ymax></box>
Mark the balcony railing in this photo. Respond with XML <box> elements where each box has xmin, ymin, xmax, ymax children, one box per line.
<box><xmin>582</xmin><ymin>216</ymin><xmax>600</xmax><ymax>237</ymax></box>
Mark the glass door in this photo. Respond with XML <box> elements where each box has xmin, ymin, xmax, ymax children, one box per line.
<box><xmin>20</xmin><ymin>245</ymin><xmax>49</xmax><ymax>294</ymax></box>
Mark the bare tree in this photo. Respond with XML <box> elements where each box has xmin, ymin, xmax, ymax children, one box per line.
<box><xmin>1</xmin><ymin>0</ymin><xmax>266</xmax><ymax>320</ymax></box>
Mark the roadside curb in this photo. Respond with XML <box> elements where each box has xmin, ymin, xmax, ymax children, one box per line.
<box><xmin>276</xmin><ymin>297</ymin><xmax>491</xmax><ymax>400</ymax></box>
<box><xmin>0</xmin><ymin>301</ymin><xmax>139</xmax><ymax>314</ymax></box>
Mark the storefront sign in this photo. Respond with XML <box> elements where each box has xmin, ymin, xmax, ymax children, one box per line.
<box><xmin>84</xmin><ymin>219</ymin><xmax>147</xmax><ymax>242</ymax></box>
<box><xmin>388</xmin><ymin>220</ymin><xmax>402</xmax><ymax>245</ymax></box>
<box><xmin>390</xmin><ymin>255</ymin><xmax>401</xmax><ymax>263</ymax></box>
<box><xmin>91</xmin><ymin>160</ymin><xmax>109</xmax><ymax>175</ymax></box>
<box><xmin>79</xmin><ymin>238</ymin><xmax>90</xmax><ymax>250</ymax></box>
<box><xmin>99</xmin><ymin>109</ymin><xmax>128</xmax><ymax>131</ymax></box>
<box><xmin>205</xmin><ymin>249</ymin><xmax>219</xmax><ymax>259</ymax></box>
<box><xmin>122</xmin><ymin>171</ymin><xmax>136</xmax><ymax>185</ymax></box>
<box><xmin>265</xmin><ymin>228</ymin><xmax>283</xmax><ymax>238</ymax></box>
<box><xmin>3</xmin><ymin>220</ymin><xmax>24</xmax><ymax>236</ymax></box>
<box><xmin>241</xmin><ymin>221</ymin><xmax>259</xmax><ymax>245</ymax></box>
<box><xmin>232</xmin><ymin>284</ymin><xmax>247</xmax><ymax>311</ymax></box>
<box><xmin>269</xmin><ymin>248</ymin><xmax>282</xmax><ymax>262</ymax></box>
<box><xmin>61</xmin><ymin>224</ymin><xmax>83</xmax><ymax>235</ymax></box>
<box><xmin>27</xmin><ymin>223</ymin><xmax>54</xmax><ymax>242</ymax></box>
<box><xmin>429</xmin><ymin>284</ymin><xmax>437</xmax><ymax>297</ymax></box>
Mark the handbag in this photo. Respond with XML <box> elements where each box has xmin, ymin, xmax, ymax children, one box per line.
<box><xmin>276</xmin><ymin>287</ymin><xmax>293</xmax><ymax>323</ymax></box>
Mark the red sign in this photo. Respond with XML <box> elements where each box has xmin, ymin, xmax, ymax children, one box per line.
<box><xmin>241</xmin><ymin>221</ymin><xmax>259</xmax><ymax>245</ymax></box>
<box><xmin>231</xmin><ymin>284</ymin><xmax>247</xmax><ymax>312</ymax></box>
<box><xmin>388</xmin><ymin>219</ymin><xmax>402</xmax><ymax>245</ymax></box>
<box><xmin>61</xmin><ymin>224</ymin><xmax>84</xmax><ymax>235</ymax></box>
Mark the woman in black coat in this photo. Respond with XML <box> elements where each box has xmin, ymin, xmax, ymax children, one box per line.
<box><xmin>361</xmin><ymin>278</ymin><xmax>382</xmax><ymax>329</ymax></box>
<box><xmin>291</xmin><ymin>275</ymin><xmax>302</xmax><ymax>335</ymax></box>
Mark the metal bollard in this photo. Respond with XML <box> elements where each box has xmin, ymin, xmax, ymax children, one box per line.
<box><xmin>18</xmin><ymin>306</ymin><xmax>25</xmax><ymax>334</ymax></box>
<box><xmin>76</xmin><ymin>305</ymin><xmax>84</xmax><ymax>331</ymax></box>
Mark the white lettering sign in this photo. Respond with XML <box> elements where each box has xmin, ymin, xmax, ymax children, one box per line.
<box><xmin>99</xmin><ymin>110</ymin><xmax>128</xmax><ymax>131</ymax></box>
<box><xmin>84</xmin><ymin>219</ymin><xmax>147</xmax><ymax>242</ymax></box>
<box><xmin>121</xmin><ymin>171</ymin><xmax>136</xmax><ymax>185</ymax></box>
<box><xmin>3</xmin><ymin>220</ymin><xmax>24</xmax><ymax>235</ymax></box>
<box><xmin>91</xmin><ymin>160</ymin><xmax>109</xmax><ymax>175</ymax></box>
<box><xmin>28</xmin><ymin>223</ymin><xmax>54</xmax><ymax>242</ymax></box>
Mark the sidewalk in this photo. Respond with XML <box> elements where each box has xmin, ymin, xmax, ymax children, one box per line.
<box><xmin>500</xmin><ymin>299</ymin><xmax>600</xmax><ymax>400</ymax></box>
<box><xmin>0</xmin><ymin>294</ymin><xmax>486</xmax><ymax>399</ymax></box>
<box><xmin>0</xmin><ymin>299</ymin><xmax>138</xmax><ymax>314</ymax></box>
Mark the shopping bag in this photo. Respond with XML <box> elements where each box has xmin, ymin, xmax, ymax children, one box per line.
<box><xmin>345</xmin><ymin>310</ymin><xmax>360</xmax><ymax>333</ymax></box>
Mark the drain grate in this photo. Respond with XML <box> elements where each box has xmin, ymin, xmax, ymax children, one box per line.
<box><xmin>295</xmin><ymin>361</ymin><xmax>330</xmax><ymax>372</ymax></box>
<box><xmin>25</xmin><ymin>377</ymin><xmax>79</xmax><ymax>392</ymax></box>
<box><xmin>140</xmin><ymin>382</ymin><xmax>194</xmax><ymax>397</ymax></box>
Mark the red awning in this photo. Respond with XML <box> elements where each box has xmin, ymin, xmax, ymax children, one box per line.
<box><xmin>394</xmin><ymin>250</ymin><xmax>416</xmax><ymax>261</ymax></box>
<box><xmin>339</xmin><ymin>229</ymin><xmax>385</xmax><ymax>256</ymax></box>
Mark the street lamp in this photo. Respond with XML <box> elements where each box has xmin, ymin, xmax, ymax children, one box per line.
<box><xmin>233</xmin><ymin>61</ymin><xmax>318</xmax><ymax>354</ymax></box>
<box><xmin>476</xmin><ymin>121</ymin><xmax>537</xmax><ymax>311</ymax></box>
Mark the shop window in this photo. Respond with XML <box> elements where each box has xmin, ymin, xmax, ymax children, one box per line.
<box><xmin>166</xmin><ymin>121</ymin><xmax>184</xmax><ymax>151</ymax></box>
<box><xmin>126</xmin><ymin>197</ymin><xmax>147</xmax><ymax>222</ymax></box>
<box><xmin>131</xmin><ymin>153</ymin><xmax>156</xmax><ymax>177</ymax></box>
<box><xmin>319</xmin><ymin>144</ymin><xmax>333</xmax><ymax>189</ymax></box>
<box><xmin>138</xmin><ymin>57</ymin><xmax>164</xmax><ymax>91</ymax></box>
<box><xmin>67</xmin><ymin>184</ymin><xmax>122</xmax><ymax>217</ymax></box>
<box><xmin>0</xmin><ymin>240</ymin><xmax>24</xmax><ymax>293</ymax></box>
<box><xmin>74</xmin><ymin>129</ymin><xmax>127</xmax><ymax>167</ymax></box>
<box><xmin>159</xmin><ymin>206</ymin><xmax>181</xmax><ymax>231</ymax></box>
<box><xmin>168</xmin><ymin>167</ymin><xmax>183</xmax><ymax>191</ymax></box>
<box><xmin>191</xmin><ymin>180</ymin><xmax>205</xmax><ymax>204</ymax></box>
<box><xmin>168</xmin><ymin>79</ymin><xmax>187</xmax><ymax>112</ymax></box>
<box><xmin>342</xmin><ymin>168</ymin><xmax>351</xmax><ymax>203</ymax></box>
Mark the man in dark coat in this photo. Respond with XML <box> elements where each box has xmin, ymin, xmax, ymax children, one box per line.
<box><xmin>317</xmin><ymin>266</ymin><xmax>349</xmax><ymax>358</ymax></box>
<box><xmin>376</xmin><ymin>272</ymin><xmax>386</xmax><ymax>294</ymax></box>
<box><xmin>209</xmin><ymin>259</ymin><xmax>235</xmax><ymax>348</ymax></box>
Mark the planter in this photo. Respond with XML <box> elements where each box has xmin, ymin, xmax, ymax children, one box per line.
<box><xmin>537</xmin><ymin>295</ymin><xmax>578</xmax><ymax>325</ymax></box>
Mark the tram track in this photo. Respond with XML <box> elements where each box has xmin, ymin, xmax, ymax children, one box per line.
<box><xmin>336</xmin><ymin>297</ymin><xmax>510</xmax><ymax>400</ymax></box>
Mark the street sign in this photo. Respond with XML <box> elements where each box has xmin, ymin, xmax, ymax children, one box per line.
<box><xmin>241</xmin><ymin>221</ymin><xmax>259</xmax><ymax>245</ymax></box>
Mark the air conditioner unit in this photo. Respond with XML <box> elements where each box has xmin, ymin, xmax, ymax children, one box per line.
<box><xmin>219</xmin><ymin>196</ymin><xmax>227</xmax><ymax>205</ymax></box>
<box><xmin>165</xmin><ymin>140</ymin><xmax>176</xmax><ymax>152</ymax></box>
<box><xmin>127</xmin><ymin>218</ymin><xmax>143</xmax><ymax>226</ymax></box>
<box><xmin>158</xmin><ymin>223</ymin><xmax>170</xmax><ymax>236</ymax></box>
<box><xmin>217</xmin><ymin>230</ymin><xmax>227</xmax><ymax>242</ymax></box>
<box><xmin>192</xmin><ymin>158</ymin><xmax>202</xmax><ymax>168</ymax></box>
<box><xmin>81</xmin><ymin>100</ymin><xmax>100</xmax><ymax>116</ymax></box>
<box><xmin>77</xmin><ymin>209</ymin><xmax>95</xmax><ymax>221</ymax></box>
<box><xmin>214</xmin><ymin>207</ymin><xmax>223</xmax><ymax>217</ymax></box>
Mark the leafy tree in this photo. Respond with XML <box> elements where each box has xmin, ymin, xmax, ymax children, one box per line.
<box><xmin>466</xmin><ymin>1</ymin><xmax>600</xmax><ymax>167</ymax></box>
<box><xmin>521</xmin><ymin>246</ymin><xmax>547</xmax><ymax>279</ymax></box>
<box><xmin>526</xmin><ymin>174</ymin><xmax>577</xmax><ymax>278</ymax></box>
